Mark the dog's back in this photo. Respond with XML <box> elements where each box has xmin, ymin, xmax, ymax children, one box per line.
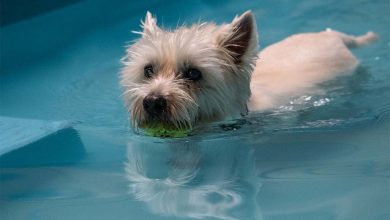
<box><xmin>249</xmin><ymin>30</ymin><xmax>378</xmax><ymax>111</ymax></box>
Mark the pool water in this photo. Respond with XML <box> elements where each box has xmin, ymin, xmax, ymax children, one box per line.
<box><xmin>1</xmin><ymin>0</ymin><xmax>389</xmax><ymax>219</ymax></box>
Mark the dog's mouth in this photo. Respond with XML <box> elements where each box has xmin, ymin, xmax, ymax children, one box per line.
<box><xmin>130</xmin><ymin>108</ymin><xmax>196</xmax><ymax>137</ymax></box>
<box><xmin>128</xmin><ymin>92</ymin><xmax>198</xmax><ymax>137</ymax></box>
<box><xmin>138</xmin><ymin>120</ymin><xmax>192</xmax><ymax>138</ymax></box>
<box><xmin>141</xmin><ymin>112</ymin><xmax>193</xmax><ymax>128</ymax></box>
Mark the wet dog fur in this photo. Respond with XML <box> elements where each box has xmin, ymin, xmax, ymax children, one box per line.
<box><xmin>121</xmin><ymin>11</ymin><xmax>377</xmax><ymax>130</ymax></box>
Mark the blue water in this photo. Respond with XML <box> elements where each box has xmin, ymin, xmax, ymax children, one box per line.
<box><xmin>1</xmin><ymin>0</ymin><xmax>389</xmax><ymax>219</ymax></box>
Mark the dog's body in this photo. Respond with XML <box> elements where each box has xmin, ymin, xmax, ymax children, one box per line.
<box><xmin>249</xmin><ymin>29</ymin><xmax>377</xmax><ymax>110</ymax></box>
<box><xmin>121</xmin><ymin>11</ymin><xmax>376</xmax><ymax>130</ymax></box>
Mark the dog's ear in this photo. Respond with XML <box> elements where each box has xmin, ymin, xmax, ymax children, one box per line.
<box><xmin>141</xmin><ymin>11</ymin><xmax>160</xmax><ymax>36</ymax></box>
<box><xmin>219</xmin><ymin>11</ymin><xmax>258</xmax><ymax>64</ymax></box>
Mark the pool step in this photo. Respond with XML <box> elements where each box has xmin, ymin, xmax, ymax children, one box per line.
<box><xmin>0</xmin><ymin>117</ymin><xmax>85</xmax><ymax>167</ymax></box>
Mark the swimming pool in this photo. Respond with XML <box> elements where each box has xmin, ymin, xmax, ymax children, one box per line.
<box><xmin>1</xmin><ymin>0</ymin><xmax>389</xmax><ymax>219</ymax></box>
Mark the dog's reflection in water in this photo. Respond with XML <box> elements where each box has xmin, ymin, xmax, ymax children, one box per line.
<box><xmin>124</xmin><ymin>140</ymin><xmax>262</xmax><ymax>220</ymax></box>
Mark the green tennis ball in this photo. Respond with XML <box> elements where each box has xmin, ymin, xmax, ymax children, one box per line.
<box><xmin>142</xmin><ymin>123</ymin><xmax>190</xmax><ymax>138</ymax></box>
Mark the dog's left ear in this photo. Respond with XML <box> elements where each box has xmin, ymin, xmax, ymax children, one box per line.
<box><xmin>219</xmin><ymin>11</ymin><xmax>259</xmax><ymax>64</ymax></box>
<box><xmin>141</xmin><ymin>11</ymin><xmax>161</xmax><ymax>36</ymax></box>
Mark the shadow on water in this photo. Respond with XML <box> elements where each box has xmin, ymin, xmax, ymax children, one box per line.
<box><xmin>124</xmin><ymin>138</ymin><xmax>263</xmax><ymax>220</ymax></box>
<box><xmin>0</xmin><ymin>0</ymin><xmax>81</xmax><ymax>26</ymax></box>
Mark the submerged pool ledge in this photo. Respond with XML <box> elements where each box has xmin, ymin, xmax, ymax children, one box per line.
<box><xmin>0</xmin><ymin>117</ymin><xmax>86</xmax><ymax>167</ymax></box>
<box><xmin>0</xmin><ymin>117</ymin><xmax>72</xmax><ymax>155</ymax></box>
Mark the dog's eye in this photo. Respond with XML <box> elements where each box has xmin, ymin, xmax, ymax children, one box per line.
<box><xmin>184</xmin><ymin>68</ymin><xmax>202</xmax><ymax>81</ymax></box>
<box><xmin>144</xmin><ymin>65</ymin><xmax>154</xmax><ymax>78</ymax></box>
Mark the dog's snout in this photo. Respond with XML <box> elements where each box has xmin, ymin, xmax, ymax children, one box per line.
<box><xmin>143</xmin><ymin>95</ymin><xmax>167</xmax><ymax>116</ymax></box>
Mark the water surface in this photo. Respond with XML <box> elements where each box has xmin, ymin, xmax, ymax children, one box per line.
<box><xmin>1</xmin><ymin>0</ymin><xmax>389</xmax><ymax>219</ymax></box>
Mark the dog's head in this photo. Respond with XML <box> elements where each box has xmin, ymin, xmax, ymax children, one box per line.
<box><xmin>121</xmin><ymin>11</ymin><xmax>258</xmax><ymax>130</ymax></box>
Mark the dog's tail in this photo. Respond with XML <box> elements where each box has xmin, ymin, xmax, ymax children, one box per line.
<box><xmin>327</xmin><ymin>28</ymin><xmax>378</xmax><ymax>49</ymax></box>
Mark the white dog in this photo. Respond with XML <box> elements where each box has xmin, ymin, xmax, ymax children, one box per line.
<box><xmin>121</xmin><ymin>11</ymin><xmax>377</xmax><ymax>130</ymax></box>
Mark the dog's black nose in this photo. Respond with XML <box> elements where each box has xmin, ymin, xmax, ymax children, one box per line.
<box><xmin>143</xmin><ymin>95</ymin><xmax>167</xmax><ymax>116</ymax></box>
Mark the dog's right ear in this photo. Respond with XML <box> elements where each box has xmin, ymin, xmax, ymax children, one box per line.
<box><xmin>141</xmin><ymin>11</ymin><xmax>161</xmax><ymax>36</ymax></box>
